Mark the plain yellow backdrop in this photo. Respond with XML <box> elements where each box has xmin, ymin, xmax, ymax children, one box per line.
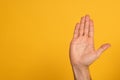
<box><xmin>0</xmin><ymin>0</ymin><xmax>120</xmax><ymax>80</ymax></box>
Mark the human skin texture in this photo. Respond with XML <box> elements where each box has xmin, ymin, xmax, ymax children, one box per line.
<box><xmin>69</xmin><ymin>15</ymin><xmax>111</xmax><ymax>80</ymax></box>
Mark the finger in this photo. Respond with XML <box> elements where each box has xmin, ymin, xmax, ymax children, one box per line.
<box><xmin>84</xmin><ymin>15</ymin><xmax>90</xmax><ymax>37</ymax></box>
<box><xmin>89</xmin><ymin>19</ymin><xmax>94</xmax><ymax>38</ymax></box>
<box><xmin>96</xmin><ymin>43</ymin><xmax>111</xmax><ymax>57</ymax></box>
<box><xmin>79</xmin><ymin>16</ymin><xmax>85</xmax><ymax>36</ymax></box>
<box><xmin>73</xmin><ymin>23</ymin><xmax>80</xmax><ymax>39</ymax></box>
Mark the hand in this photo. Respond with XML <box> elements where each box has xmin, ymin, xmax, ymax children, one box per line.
<box><xmin>69</xmin><ymin>15</ymin><xmax>111</xmax><ymax>68</ymax></box>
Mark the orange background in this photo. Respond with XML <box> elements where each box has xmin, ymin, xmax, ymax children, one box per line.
<box><xmin>0</xmin><ymin>0</ymin><xmax>120</xmax><ymax>80</ymax></box>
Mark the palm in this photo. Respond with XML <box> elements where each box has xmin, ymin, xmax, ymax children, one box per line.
<box><xmin>70</xmin><ymin>35</ymin><xmax>96</xmax><ymax>66</ymax></box>
<box><xmin>69</xmin><ymin>15</ymin><xmax>110</xmax><ymax>67</ymax></box>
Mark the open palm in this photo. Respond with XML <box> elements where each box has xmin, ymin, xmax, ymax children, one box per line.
<box><xmin>69</xmin><ymin>15</ymin><xmax>111</xmax><ymax>67</ymax></box>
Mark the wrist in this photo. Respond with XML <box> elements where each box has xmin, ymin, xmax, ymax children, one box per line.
<box><xmin>71</xmin><ymin>64</ymin><xmax>91</xmax><ymax>80</ymax></box>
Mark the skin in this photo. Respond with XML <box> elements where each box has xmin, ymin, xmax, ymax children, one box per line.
<box><xmin>69</xmin><ymin>15</ymin><xmax>111</xmax><ymax>80</ymax></box>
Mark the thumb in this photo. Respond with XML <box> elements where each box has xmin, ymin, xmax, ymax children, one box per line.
<box><xmin>96</xmin><ymin>43</ymin><xmax>111</xmax><ymax>57</ymax></box>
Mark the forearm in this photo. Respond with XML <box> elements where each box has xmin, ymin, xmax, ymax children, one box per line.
<box><xmin>71</xmin><ymin>64</ymin><xmax>91</xmax><ymax>80</ymax></box>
